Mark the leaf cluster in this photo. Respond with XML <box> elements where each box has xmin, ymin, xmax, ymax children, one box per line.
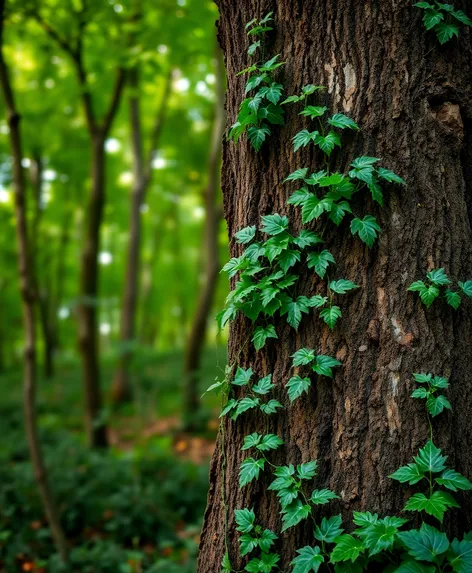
<box><xmin>414</xmin><ymin>2</ymin><xmax>472</xmax><ymax>44</ymax></box>
<box><xmin>408</xmin><ymin>268</ymin><xmax>472</xmax><ymax>309</ymax></box>
<box><xmin>410</xmin><ymin>372</ymin><xmax>451</xmax><ymax>417</ymax></box>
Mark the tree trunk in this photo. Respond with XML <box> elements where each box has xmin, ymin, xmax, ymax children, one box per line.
<box><xmin>0</xmin><ymin>1</ymin><xmax>68</xmax><ymax>561</ymax></box>
<box><xmin>183</xmin><ymin>47</ymin><xmax>225</xmax><ymax>429</ymax></box>
<box><xmin>112</xmin><ymin>67</ymin><xmax>172</xmax><ymax>405</ymax></box>
<box><xmin>78</xmin><ymin>134</ymin><xmax>108</xmax><ymax>447</ymax></box>
<box><xmin>198</xmin><ymin>1</ymin><xmax>472</xmax><ymax>571</ymax></box>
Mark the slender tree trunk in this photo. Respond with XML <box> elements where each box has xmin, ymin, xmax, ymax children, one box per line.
<box><xmin>0</xmin><ymin>1</ymin><xmax>68</xmax><ymax>561</ymax></box>
<box><xmin>198</xmin><ymin>1</ymin><xmax>472</xmax><ymax>570</ymax></box>
<box><xmin>112</xmin><ymin>67</ymin><xmax>172</xmax><ymax>404</ymax></box>
<box><xmin>183</xmin><ymin>47</ymin><xmax>225</xmax><ymax>429</ymax></box>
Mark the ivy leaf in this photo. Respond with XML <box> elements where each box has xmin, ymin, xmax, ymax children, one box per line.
<box><xmin>307</xmin><ymin>295</ymin><xmax>328</xmax><ymax>308</ymax></box>
<box><xmin>329</xmin><ymin>201</ymin><xmax>353</xmax><ymax>226</ymax></box>
<box><xmin>277</xmin><ymin>486</ymin><xmax>299</xmax><ymax>508</ymax></box>
<box><xmin>292</xmin><ymin>348</ymin><xmax>316</xmax><ymax>367</ymax></box>
<box><xmin>278</xmin><ymin>249</ymin><xmax>301</xmax><ymax>273</ymax></box>
<box><xmin>258</xmin><ymin>104</ymin><xmax>285</xmax><ymax>125</ymax></box>
<box><xmin>285</xmin><ymin>167</ymin><xmax>309</xmax><ymax>182</ymax></box>
<box><xmin>362</xmin><ymin>520</ymin><xmax>405</xmax><ymax>556</ymax></box>
<box><xmin>248</xmin><ymin>125</ymin><xmax>271</xmax><ymax>150</ymax></box>
<box><xmin>248</xmin><ymin>93</ymin><xmax>264</xmax><ymax>113</ymax></box>
<box><xmin>411</xmin><ymin>387</ymin><xmax>430</xmax><ymax>399</ymax></box>
<box><xmin>426</xmin><ymin>394</ymin><xmax>452</xmax><ymax>417</ymax></box>
<box><xmin>235</xmin><ymin>508</ymin><xmax>256</xmax><ymax>533</ymax></box>
<box><xmin>431</xmin><ymin>375</ymin><xmax>449</xmax><ymax>389</ymax></box>
<box><xmin>247</xmin><ymin>40</ymin><xmax>260</xmax><ymax>56</ymax></box>
<box><xmin>259</xmin><ymin>529</ymin><xmax>278</xmax><ymax>552</ymax></box>
<box><xmin>352</xmin><ymin>512</ymin><xmax>379</xmax><ymax>528</ymax></box>
<box><xmin>329</xmin><ymin>279</ymin><xmax>359</xmax><ymax>295</ymax></box>
<box><xmin>234</xmin><ymin>397</ymin><xmax>260</xmax><ymax>419</ymax></box>
<box><xmin>448</xmin><ymin>538</ymin><xmax>472</xmax><ymax>573</ymax></box>
<box><xmin>245</xmin><ymin>74</ymin><xmax>268</xmax><ymax>94</ymax></box>
<box><xmin>423</xmin><ymin>8</ymin><xmax>444</xmax><ymax>29</ymax></box>
<box><xmin>293</xmin><ymin>230</ymin><xmax>323</xmax><ymax>249</ymax></box>
<box><xmin>293</xmin><ymin>129</ymin><xmax>318</xmax><ymax>152</ymax></box>
<box><xmin>307</xmin><ymin>250</ymin><xmax>336</xmax><ymax>279</ymax></box>
<box><xmin>222</xmin><ymin>256</ymin><xmax>248</xmax><ymax>277</ymax></box>
<box><xmin>260</xmin><ymin>399</ymin><xmax>283</xmax><ymax>414</ymax></box>
<box><xmin>458</xmin><ymin>280</ymin><xmax>472</xmax><ymax>298</ymax></box>
<box><xmin>377</xmin><ymin>167</ymin><xmax>406</xmax><ymax>185</ymax></box>
<box><xmin>319</xmin><ymin>173</ymin><xmax>346</xmax><ymax>187</ymax></box>
<box><xmin>310</xmin><ymin>489</ymin><xmax>339</xmax><ymax>505</ymax></box>
<box><xmin>449</xmin><ymin>8</ymin><xmax>472</xmax><ymax>26</ymax></box>
<box><xmin>242</xmin><ymin>433</ymin><xmax>262</xmax><ymax>450</ymax></box>
<box><xmin>436</xmin><ymin>469</ymin><xmax>472</xmax><ymax>492</ymax></box>
<box><xmin>240</xmin><ymin>457</ymin><xmax>265</xmax><ymax>487</ymax></box>
<box><xmin>350</xmin><ymin>215</ymin><xmax>381</xmax><ymax>248</ymax></box>
<box><xmin>297</xmin><ymin>461</ymin><xmax>318</xmax><ymax>480</ymax></box>
<box><xmin>253</xmin><ymin>374</ymin><xmax>275</xmax><ymax>395</ymax></box>
<box><xmin>426</xmin><ymin>267</ymin><xmax>451</xmax><ymax>286</ymax></box>
<box><xmin>320</xmin><ymin>306</ymin><xmax>342</xmax><ymax>329</ymax></box>
<box><xmin>219</xmin><ymin>398</ymin><xmax>238</xmax><ymax>418</ymax></box>
<box><xmin>246</xmin><ymin>552</ymin><xmax>280</xmax><ymax>573</ymax></box>
<box><xmin>404</xmin><ymin>491</ymin><xmax>458</xmax><ymax>522</ymax></box>
<box><xmin>414</xmin><ymin>440</ymin><xmax>448</xmax><ymax>473</ymax></box>
<box><xmin>302</xmin><ymin>195</ymin><xmax>333</xmax><ymax>223</ymax></box>
<box><xmin>389</xmin><ymin>463</ymin><xmax>426</xmax><ymax>485</ymax></box>
<box><xmin>282</xmin><ymin>296</ymin><xmax>310</xmax><ymax>329</ymax></box>
<box><xmin>291</xmin><ymin>546</ymin><xmax>324</xmax><ymax>573</ymax></box>
<box><xmin>368</xmin><ymin>179</ymin><xmax>384</xmax><ymax>205</ymax></box>
<box><xmin>287</xmin><ymin>187</ymin><xmax>312</xmax><ymax>207</ymax></box>
<box><xmin>328</xmin><ymin>113</ymin><xmax>359</xmax><ymax>130</ymax></box>
<box><xmin>314</xmin><ymin>131</ymin><xmax>341</xmax><ymax>156</ymax></box>
<box><xmin>259</xmin><ymin>82</ymin><xmax>283</xmax><ymax>104</ymax></box>
<box><xmin>331</xmin><ymin>534</ymin><xmax>365</xmax><ymax>563</ymax></box>
<box><xmin>261</xmin><ymin>213</ymin><xmax>289</xmax><ymax>235</ymax></box>
<box><xmin>221</xmin><ymin>550</ymin><xmax>232</xmax><ymax>572</ymax></box>
<box><xmin>445</xmin><ymin>289</ymin><xmax>461</xmax><ymax>309</ymax></box>
<box><xmin>304</xmin><ymin>170</ymin><xmax>328</xmax><ymax>186</ymax></box>
<box><xmin>281</xmin><ymin>499</ymin><xmax>311</xmax><ymax>532</ymax></box>
<box><xmin>314</xmin><ymin>515</ymin><xmax>344</xmax><ymax>543</ymax></box>
<box><xmin>302</xmin><ymin>84</ymin><xmax>326</xmax><ymax>95</ymax></box>
<box><xmin>281</xmin><ymin>94</ymin><xmax>303</xmax><ymax>105</ymax></box>
<box><xmin>233</xmin><ymin>367</ymin><xmax>254</xmax><ymax>386</ymax></box>
<box><xmin>394</xmin><ymin>561</ymin><xmax>436</xmax><ymax>573</ymax></box>
<box><xmin>350</xmin><ymin>156</ymin><xmax>380</xmax><ymax>169</ymax></box>
<box><xmin>257</xmin><ymin>434</ymin><xmax>284</xmax><ymax>452</ymax></box>
<box><xmin>253</xmin><ymin>325</ymin><xmax>278</xmax><ymax>351</ymax></box>
<box><xmin>235</xmin><ymin>225</ymin><xmax>256</xmax><ymax>244</ymax></box>
<box><xmin>397</xmin><ymin>523</ymin><xmax>449</xmax><ymax>562</ymax></box>
<box><xmin>413</xmin><ymin>372</ymin><xmax>432</xmax><ymax>383</ymax></box>
<box><xmin>240</xmin><ymin>533</ymin><xmax>259</xmax><ymax>556</ymax></box>
<box><xmin>269</xmin><ymin>464</ymin><xmax>296</xmax><ymax>491</ymax></box>
<box><xmin>259</xmin><ymin>53</ymin><xmax>284</xmax><ymax>72</ymax></box>
<box><xmin>299</xmin><ymin>105</ymin><xmax>328</xmax><ymax>119</ymax></box>
<box><xmin>418</xmin><ymin>284</ymin><xmax>440</xmax><ymax>308</ymax></box>
<box><xmin>286</xmin><ymin>375</ymin><xmax>311</xmax><ymax>402</ymax></box>
<box><xmin>312</xmin><ymin>354</ymin><xmax>341</xmax><ymax>377</ymax></box>
<box><xmin>435</xmin><ymin>22</ymin><xmax>460</xmax><ymax>44</ymax></box>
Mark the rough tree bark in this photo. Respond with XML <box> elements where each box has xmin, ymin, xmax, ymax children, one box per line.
<box><xmin>198</xmin><ymin>1</ymin><xmax>472</xmax><ymax>570</ymax></box>
<box><xmin>112</xmin><ymin>67</ymin><xmax>172</xmax><ymax>405</ymax></box>
<box><xmin>0</xmin><ymin>0</ymin><xmax>68</xmax><ymax>561</ymax></box>
<box><xmin>183</xmin><ymin>46</ymin><xmax>225</xmax><ymax>429</ymax></box>
<box><xmin>34</xmin><ymin>11</ymin><xmax>126</xmax><ymax>446</ymax></box>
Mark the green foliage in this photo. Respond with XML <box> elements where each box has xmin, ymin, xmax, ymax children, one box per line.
<box><xmin>411</xmin><ymin>372</ymin><xmax>452</xmax><ymax>417</ymax></box>
<box><xmin>408</xmin><ymin>268</ymin><xmax>471</xmax><ymax>309</ymax></box>
<box><xmin>414</xmin><ymin>2</ymin><xmax>472</xmax><ymax>44</ymax></box>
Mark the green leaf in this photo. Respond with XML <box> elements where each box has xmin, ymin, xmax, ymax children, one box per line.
<box><xmin>247</xmin><ymin>41</ymin><xmax>260</xmax><ymax>56</ymax></box>
<box><xmin>404</xmin><ymin>491</ymin><xmax>458</xmax><ymax>522</ymax></box>
<box><xmin>426</xmin><ymin>394</ymin><xmax>452</xmax><ymax>417</ymax></box>
<box><xmin>297</xmin><ymin>461</ymin><xmax>318</xmax><ymax>480</ymax></box>
<box><xmin>448</xmin><ymin>538</ymin><xmax>472</xmax><ymax>573</ymax></box>
<box><xmin>287</xmin><ymin>187</ymin><xmax>312</xmax><ymax>207</ymax></box>
<box><xmin>350</xmin><ymin>216</ymin><xmax>381</xmax><ymax>248</ymax></box>
<box><xmin>240</xmin><ymin>532</ymin><xmax>259</xmax><ymax>556</ymax></box>
<box><xmin>431</xmin><ymin>375</ymin><xmax>449</xmax><ymax>388</ymax></box>
<box><xmin>253</xmin><ymin>325</ymin><xmax>278</xmax><ymax>351</ymax></box>
<box><xmin>419</xmin><ymin>285</ymin><xmax>440</xmax><ymax>308</ymax></box>
<box><xmin>259</xmin><ymin>529</ymin><xmax>278</xmax><ymax>552</ymax></box>
<box><xmin>221</xmin><ymin>550</ymin><xmax>232</xmax><ymax>572</ymax></box>
<box><xmin>245</xmin><ymin>74</ymin><xmax>268</xmax><ymax>94</ymax></box>
<box><xmin>286</xmin><ymin>375</ymin><xmax>311</xmax><ymax>402</ymax></box>
<box><xmin>242</xmin><ymin>433</ymin><xmax>262</xmax><ymax>450</ymax></box>
<box><xmin>377</xmin><ymin>167</ymin><xmax>406</xmax><ymax>185</ymax></box>
<box><xmin>414</xmin><ymin>440</ymin><xmax>448</xmax><ymax>473</ymax></box>
<box><xmin>302</xmin><ymin>195</ymin><xmax>333</xmax><ymax>223</ymax></box>
<box><xmin>252</xmin><ymin>374</ymin><xmax>275</xmax><ymax>395</ymax></box>
<box><xmin>292</xmin><ymin>348</ymin><xmax>316</xmax><ymax>366</ymax></box>
<box><xmin>269</xmin><ymin>464</ymin><xmax>296</xmax><ymax>491</ymax></box>
<box><xmin>219</xmin><ymin>398</ymin><xmax>238</xmax><ymax>418</ymax></box>
<box><xmin>307</xmin><ymin>295</ymin><xmax>328</xmax><ymax>308</ymax></box>
<box><xmin>314</xmin><ymin>131</ymin><xmax>341</xmax><ymax>156</ymax></box>
<box><xmin>312</xmin><ymin>354</ymin><xmax>341</xmax><ymax>377</ymax></box>
<box><xmin>314</xmin><ymin>515</ymin><xmax>344</xmax><ymax>543</ymax></box>
<box><xmin>259</xmin><ymin>82</ymin><xmax>283</xmax><ymax>104</ymax></box>
<box><xmin>446</xmin><ymin>289</ymin><xmax>461</xmax><ymax>309</ymax></box>
<box><xmin>398</xmin><ymin>523</ymin><xmax>449</xmax><ymax>562</ymax></box>
<box><xmin>389</xmin><ymin>463</ymin><xmax>426</xmax><ymax>485</ymax></box>
<box><xmin>283</xmin><ymin>296</ymin><xmax>310</xmax><ymax>329</ymax></box>
<box><xmin>234</xmin><ymin>397</ymin><xmax>260</xmax><ymax>418</ymax></box>
<box><xmin>247</xmin><ymin>125</ymin><xmax>271</xmax><ymax>151</ymax></box>
<box><xmin>307</xmin><ymin>250</ymin><xmax>336</xmax><ymax>279</ymax></box>
<box><xmin>235</xmin><ymin>225</ymin><xmax>256</xmax><ymax>244</ymax></box>
<box><xmin>320</xmin><ymin>306</ymin><xmax>342</xmax><ymax>329</ymax></box>
<box><xmin>304</xmin><ymin>170</ymin><xmax>328</xmax><ymax>185</ymax></box>
<box><xmin>261</xmin><ymin>213</ymin><xmax>289</xmax><ymax>235</ymax></box>
<box><xmin>278</xmin><ymin>250</ymin><xmax>301</xmax><ymax>273</ymax></box>
<box><xmin>245</xmin><ymin>552</ymin><xmax>280</xmax><ymax>573</ymax></box>
<box><xmin>435</xmin><ymin>22</ymin><xmax>460</xmax><ymax>44</ymax></box>
<box><xmin>281</xmin><ymin>94</ymin><xmax>303</xmax><ymax>105</ymax></box>
<box><xmin>394</xmin><ymin>561</ymin><xmax>435</xmax><ymax>573</ymax></box>
<box><xmin>281</xmin><ymin>499</ymin><xmax>311</xmax><ymax>532</ymax></box>
<box><xmin>285</xmin><ymin>168</ymin><xmax>309</xmax><ymax>182</ymax></box>
<box><xmin>310</xmin><ymin>489</ymin><xmax>339</xmax><ymax>505</ymax></box>
<box><xmin>302</xmin><ymin>84</ymin><xmax>326</xmax><ymax>95</ymax></box>
<box><xmin>329</xmin><ymin>201</ymin><xmax>353</xmax><ymax>226</ymax></box>
<box><xmin>329</xmin><ymin>279</ymin><xmax>359</xmax><ymax>295</ymax></box>
<box><xmin>259</xmin><ymin>54</ymin><xmax>283</xmax><ymax>72</ymax></box>
<box><xmin>291</xmin><ymin>546</ymin><xmax>324</xmax><ymax>573</ymax></box>
<box><xmin>239</xmin><ymin>457</ymin><xmax>265</xmax><ymax>487</ymax></box>
<box><xmin>458</xmin><ymin>280</ymin><xmax>472</xmax><ymax>298</ymax></box>
<box><xmin>259</xmin><ymin>399</ymin><xmax>283</xmax><ymax>414</ymax></box>
<box><xmin>276</xmin><ymin>486</ymin><xmax>299</xmax><ymax>508</ymax></box>
<box><xmin>408</xmin><ymin>280</ymin><xmax>427</xmax><ymax>292</ymax></box>
<box><xmin>319</xmin><ymin>173</ymin><xmax>346</xmax><ymax>187</ymax></box>
<box><xmin>222</xmin><ymin>256</ymin><xmax>247</xmax><ymax>277</ymax></box>
<box><xmin>235</xmin><ymin>508</ymin><xmax>256</xmax><ymax>533</ymax></box>
<box><xmin>352</xmin><ymin>512</ymin><xmax>379</xmax><ymax>527</ymax></box>
<box><xmin>436</xmin><ymin>469</ymin><xmax>472</xmax><ymax>492</ymax></box>
<box><xmin>361</xmin><ymin>517</ymin><xmax>407</xmax><ymax>556</ymax></box>
<box><xmin>350</xmin><ymin>156</ymin><xmax>380</xmax><ymax>169</ymax></box>
<box><xmin>299</xmin><ymin>105</ymin><xmax>328</xmax><ymax>119</ymax></box>
<box><xmin>331</xmin><ymin>535</ymin><xmax>365</xmax><ymax>563</ymax></box>
<box><xmin>293</xmin><ymin>129</ymin><xmax>318</xmax><ymax>152</ymax></box>
<box><xmin>450</xmin><ymin>8</ymin><xmax>472</xmax><ymax>26</ymax></box>
<box><xmin>426</xmin><ymin>268</ymin><xmax>451</xmax><ymax>286</ymax></box>
<box><xmin>257</xmin><ymin>434</ymin><xmax>284</xmax><ymax>451</ymax></box>
<box><xmin>411</xmin><ymin>387</ymin><xmax>430</xmax><ymax>399</ymax></box>
<box><xmin>328</xmin><ymin>113</ymin><xmax>359</xmax><ymax>130</ymax></box>
<box><xmin>423</xmin><ymin>8</ymin><xmax>444</xmax><ymax>30</ymax></box>
<box><xmin>258</xmin><ymin>104</ymin><xmax>285</xmax><ymax>125</ymax></box>
<box><xmin>233</xmin><ymin>367</ymin><xmax>254</xmax><ymax>386</ymax></box>
<box><xmin>293</xmin><ymin>230</ymin><xmax>323</xmax><ymax>249</ymax></box>
<box><xmin>368</xmin><ymin>179</ymin><xmax>384</xmax><ymax>205</ymax></box>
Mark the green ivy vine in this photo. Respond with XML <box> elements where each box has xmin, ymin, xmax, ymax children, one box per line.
<box><xmin>414</xmin><ymin>2</ymin><xmax>472</xmax><ymax>43</ymax></box>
